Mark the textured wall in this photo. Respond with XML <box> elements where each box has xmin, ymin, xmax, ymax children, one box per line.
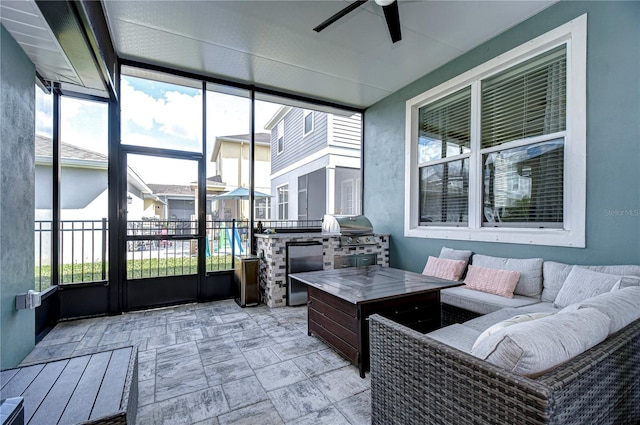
<box><xmin>1</xmin><ymin>25</ymin><xmax>36</xmax><ymax>368</ymax></box>
<box><xmin>364</xmin><ymin>2</ymin><xmax>640</xmax><ymax>272</ymax></box>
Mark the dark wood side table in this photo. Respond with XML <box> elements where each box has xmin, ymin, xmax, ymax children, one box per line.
<box><xmin>289</xmin><ymin>266</ymin><xmax>462</xmax><ymax>377</ymax></box>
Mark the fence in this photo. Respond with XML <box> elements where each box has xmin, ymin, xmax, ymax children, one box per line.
<box><xmin>35</xmin><ymin>218</ymin><xmax>322</xmax><ymax>289</ymax></box>
<box><xmin>34</xmin><ymin>219</ymin><xmax>108</xmax><ymax>291</ymax></box>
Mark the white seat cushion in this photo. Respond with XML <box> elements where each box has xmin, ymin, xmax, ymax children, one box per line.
<box><xmin>553</xmin><ymin>267</ymin><xmax>621</xmax><ymax>308</ymax></box>
<box><xmin>471</xmin><ymin>307</ymin><xmax>610</xmax><ymax>376</ymax></box>
<box><xmin>560</xmin><ymin>286</ymin><xmax>640</xmax><ymax>334</ymax></box>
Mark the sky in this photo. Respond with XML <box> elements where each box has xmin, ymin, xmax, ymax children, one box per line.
<box><xmin>36</xmin><ymin>76</ymin><xmax>281</xmax><ymax>185</ymax></box>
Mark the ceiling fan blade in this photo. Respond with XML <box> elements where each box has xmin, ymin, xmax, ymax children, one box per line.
<box><xmin>381</xmin><ymin>1</ymin><xmax>402</xmax><ymax>43</ymax></box>
<box><xmin>313</xmin><ymin>0</ymin><xmax>368</xmax><ymax>33</ymax></box>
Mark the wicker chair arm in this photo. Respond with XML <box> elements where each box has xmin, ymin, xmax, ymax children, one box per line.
<box><xmin>369</xmin><ymin>314</ymin><xmax>640</xmax><ymax>425</ymax></box>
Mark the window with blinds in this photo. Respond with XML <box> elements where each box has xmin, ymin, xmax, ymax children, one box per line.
<box><xmin>405</xmin><ymin>15</ymin><xmax>586</xmax><ymax>246</ymax></box>
<box><xmin>416</xmin><ymin>45</ymin><xmax>567</xmax><ymax>228</ymax></box>
<box><xmin>418</xmin><ymin>87</ymin><xmax>471</xmax><ymax>225</ymax></box>
<box><xmin>481</xmin><ymin>45</ymin><xmax>566</xmax><ymax>227</ymax></box>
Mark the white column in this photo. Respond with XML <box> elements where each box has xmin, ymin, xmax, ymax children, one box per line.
<box><xmin>326</xmin><ymin>165</ymin><xmax>335</xmax><ymax>214</ymax></box>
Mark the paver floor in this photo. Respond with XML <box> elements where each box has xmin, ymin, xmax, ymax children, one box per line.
<box><xmin>20</xmin><ymin>299</ymin><xmax>371</xmax><ymax>424</ymax></box>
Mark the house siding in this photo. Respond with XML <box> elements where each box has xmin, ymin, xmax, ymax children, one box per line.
<box><xmin>330</xmin><ymin>113</ymin><xmax>362</xmax><ymax>148</ymax></box>
<box><xmin>364</xmin><ymin>1</ymin><xmax>640</xmax><ymax>272</ymax></box>
<box><xmin>1</xmin><ymin>25</ymin><xmax>36</xmax><ymax>368</ymax></box>
<box><xmin>271</xmin><ymin>108</ymin><xmax>328</xmax><ymax>173</ymax></box>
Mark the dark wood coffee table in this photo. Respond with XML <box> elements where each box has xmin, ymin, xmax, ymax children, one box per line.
<box><xmin>289</xmin><ymin>265</ymin><xmax>462</xmax><ymax>377</ymax></box>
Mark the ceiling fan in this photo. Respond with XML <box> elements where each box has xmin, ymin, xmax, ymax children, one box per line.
<box><xmin>313</xmin><ymin>0</ymin><xmax>402</xmax><ymax>44</ymax></box>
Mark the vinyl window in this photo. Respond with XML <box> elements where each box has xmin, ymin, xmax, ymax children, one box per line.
<box><xmin>303</xmin><ymin>110</ymin><xmax>314</xmax><ymax>136</ymax></box>
<box><xmin>405</xmin><ymin>15</ymin><xmax>586</xmax><ymax>247</ymax></box>
<box><xmin>277</xmin><ymin>184</ymin><xmax>289</xmax><ymax>219</ymax></box>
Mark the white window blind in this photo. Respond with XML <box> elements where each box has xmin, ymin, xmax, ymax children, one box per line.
<box><xmin>481</xmin><ymin>45</ymin><xmax>566</xmax><ymax>148</ymax></box>
<box><xmin>481</xmin><ymin>45</ymin><xmax>566</xmax><ymax>227</ymax></box>
<box><xmin>418</xmin><ymin>87</ymin><xmax>471</xmax><ymax>225</ymax></box>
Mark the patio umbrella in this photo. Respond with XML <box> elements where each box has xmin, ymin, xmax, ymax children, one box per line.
<box><xmin>213</xmin><ymin>187</ymin><xmax>272</xmax><ymax>200</ymax></box>
<box><xmin>213</xmin><ymin>187</ymin><xmax>272</xmax><ymax>220</ymax></box>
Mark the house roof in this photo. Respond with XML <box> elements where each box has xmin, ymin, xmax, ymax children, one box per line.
<box><xmin>146</xmin><ymin>184</ymin><xmax>195</xmax><ymax>196</ymax></box>
<box><xmin>205</xmin><ymin>175</ymin><xmax>225</xmax><ymax>187</ymax></box>
<box><xmin>217</xmin><ymin>133</ymin><xmax>271</xmax><ymax>145</ymax></box>
<box><xmin>264</xmin><ymin>106</ymin><xmax>293</xmax><ymax>131</ymax></box>
<box><xmin>35</xmin><ymin>134</ymin><xmax>108</xmax><ymax>163</ymax></box>
<box><xmin>210</xmin><ymin>132</ymin><xmax>271</xmax><ymax>162</ymax></box>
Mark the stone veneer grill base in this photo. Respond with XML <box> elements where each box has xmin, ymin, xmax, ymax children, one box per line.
<box><xmin>255</xmin><ymin>233</ymin><xmax>390</xmax><ymax>307</ymax></box>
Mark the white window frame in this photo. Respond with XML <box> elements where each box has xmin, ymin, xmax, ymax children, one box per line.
<box><xmin>303</xmin><ymin>109</ymin><xmax>314</xmax><ymax>137</ymax></box>
<box><xmin>277</xmin><ymin>184</ymin><xmax>289</xmax><ymax>220</ymax></box>
<box><xmin>255</xmin><ymin>197</ymin><xmax>270</xmax><ymax>220</ymax></box>
<box><xmin>404</xmin><ymin>14</ymin><xmax>586</xmax><ymax>248</ymax></box>
<box><xmin>277</xmin><ymin>121</ymin><xmax>284</xmax><ymax>155</ymax></box>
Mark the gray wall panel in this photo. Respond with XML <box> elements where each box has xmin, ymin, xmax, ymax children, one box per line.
<box><xmin>1</xmin><ymin>24</ymin><xmax>36</xmax><ymax>368</ymax></box>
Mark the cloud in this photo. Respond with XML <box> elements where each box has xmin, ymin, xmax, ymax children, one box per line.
<box><xmin>121</xmin><ymin>79</ymin><xmax>202</xmax><ymax>145</ymax></box>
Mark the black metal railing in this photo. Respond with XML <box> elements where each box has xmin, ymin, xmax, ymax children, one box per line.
<box><xmin>35</xmin><ymin>219</ymin><xmax>109</xmax><ymax>291</ymax></box>
<box><xmin>35</xmin><ymin>218</ymin><xmax>322</xmax><ymax>288</ymax></box>
<box><xmin>256</xmin><ymin>219</ymin><xmax>323</xmax><ymax>233</ymax></box>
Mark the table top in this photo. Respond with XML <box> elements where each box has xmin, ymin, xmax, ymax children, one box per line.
<box><xmin>289</xmin><ymin>265</ymin><xmax>462</xmax><ymax>305</ymax></box>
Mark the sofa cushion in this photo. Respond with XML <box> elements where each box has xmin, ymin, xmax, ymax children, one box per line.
<box><xmin>471</xmin><ymin>254</ymin><xmax>543</xmax><ymax>298</ymax></box>
<box><xmin>542</xmin><ymin>262</ymin><xmax>640</xmax><ymax>302</ymax></box>
<box><xmin>464</xmin><ymin>265</ymin><xmax>520</xmax><ymax>298</ymax></box>
<box><xmin>585</xmin><ymin>264</ymin><xmax>640</xmax><ymax>277</ymax></box>
<box><xmin>612</xmin><ymin>276</ymin><xmax>640</xmax><ymax>290</ymax></box>
<box><xmin>559</xmin><ymin>286</ymin><xmax>640</xmax><ymax>334</ymax></box>
<box><xmin>441</xmin><ymin>287</ymin><xmax>539</xmax><ymax>316</ymax></box>
<box><xmin>439</xmin><ymin>246</ymin><xmax>472</xmax><ymax>265</ymax></box>
<box><xmin>463</xmin><ymin>307</ymin><xmax>547</xmax><ymax>332</ymax></box>
<box><xmin>422</xmin><ymin>256</ymin><xmax>466</xmax><ymax>281</ymax></box>
<box><xmin>553</xmin><ymin>267</ymin><xmax>621</xmax><ymax>308</ymax></box>
<box><xmin>426</xmin><ymin>324</ymin><xmax>480</xmax><ymax>353</ymax></box>
<box><xmin>514</xmin><ymin>302</ymin><xmax>559</xmax><ymax>315</ymax></box>
<box><xmin>472</xmin><ymin>312</ymin><xmax>553</xmax><ymax>351</ymax></box>
<box><xmin>541</xmin><ymin>261</ymin><xmax>574</xmax><ymax>302</ymax></box>
<box><xmin>471</xmin><ymin>307</ymin><xmax>610</xmax><ymax>375</ymax></box>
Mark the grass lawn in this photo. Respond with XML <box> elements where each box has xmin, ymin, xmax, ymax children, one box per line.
<box><xmin>35</xmin><ymin>255</ymin><xmax>235</xmax><ymax>291</ymax></box>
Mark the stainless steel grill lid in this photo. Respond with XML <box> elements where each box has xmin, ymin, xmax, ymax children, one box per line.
<box><xmin>322</xmin><ymin>215</ymin><xmax>373</xmax><ymax>235</ymax></box>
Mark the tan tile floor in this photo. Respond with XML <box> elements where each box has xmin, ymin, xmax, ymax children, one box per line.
<box><xmin>21</xmin><ymin>300</ymin><xmax>371</xmax><ymax>424</ymax></box>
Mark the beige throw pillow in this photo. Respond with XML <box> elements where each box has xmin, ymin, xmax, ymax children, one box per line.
<box><xmin>463</xmin><ymin>265</ymin><xmax>520</xmax><ymax>298</ymax></box>
<box><xmin>422</xmin><ymin>256</ymin><xmax>466</xmax><ymax>281</ymax></box>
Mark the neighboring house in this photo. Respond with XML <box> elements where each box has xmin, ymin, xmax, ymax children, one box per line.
<box><xmin>264</xmin><ymin>107</ymin><xmax>362</xmax><ymax>220</ymax></box>
<box><xmin>145</xmin><ymin>184</ymin><xmax>197</xmax><ymax>221</ymax></box>
<box><xmin>210</xmin><ymin>133</ymin><xmax>271</xmax><ymax>219</ymax></box>
<box><xmin>35</xmin><ymin>134</ymin><xmax>109</xmax><ymax>222</ymax></box>
<box><xmin>35</xmin><ymin>135</ymin><xmax>111</xmax><ymax>265</ymax></box>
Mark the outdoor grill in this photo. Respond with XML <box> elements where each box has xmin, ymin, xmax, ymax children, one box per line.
<box><xmin>322</xmin><ymin>214</ymin><xmax>376</xmax><ymax>246</ymax></box>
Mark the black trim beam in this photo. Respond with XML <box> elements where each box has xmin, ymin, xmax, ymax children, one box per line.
<box><xmin>52</xmin><ymin>88</ymin><xmax>61</xmax><ymax>288</ymax></box>
<box><xmin>108</xmin><ymin>64</ymin><xmax>123</xmax><ymax>315</ymax></box>
<box><xmin>249</xmin><ymin>89</ymin><xmax>256</xmax><ymax>254</ymax></box>
<box><xmin>197</xmin><ymin>82</ymin><xmax>207</xmax><ymax>300</ymax></box>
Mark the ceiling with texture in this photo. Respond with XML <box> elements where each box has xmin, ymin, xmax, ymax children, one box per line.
<box><xmin>2</xmin><ymin>0</ymin><xmax>557</xmax><ymax>108</ymax></box>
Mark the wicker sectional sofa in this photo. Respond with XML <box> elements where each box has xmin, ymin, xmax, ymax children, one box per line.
<box><xmin>369</xmin><ymin>253</ymin><xmax>640</xmax><ymax>424</ymax></box>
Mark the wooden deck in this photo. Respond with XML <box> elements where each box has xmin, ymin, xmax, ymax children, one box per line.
<box><xmin>0</xmin><ymin>346</ymin><xmax>138</xmax><ymax>425</ymax></box>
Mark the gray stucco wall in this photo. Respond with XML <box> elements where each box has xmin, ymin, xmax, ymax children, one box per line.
<box><xmin>1</xmin><ymin>25</ymin><xmax>36</xmax><ymax>368</ymax></box>
<box><xmin>36</xmin><ymin>164</ymin><xmax>107</xmax><ymax>210</ymax></box>
<box><xmin>364</xmin><ymin>1</ymin><xmax>640</xmax><ymax>272</ymax></box>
